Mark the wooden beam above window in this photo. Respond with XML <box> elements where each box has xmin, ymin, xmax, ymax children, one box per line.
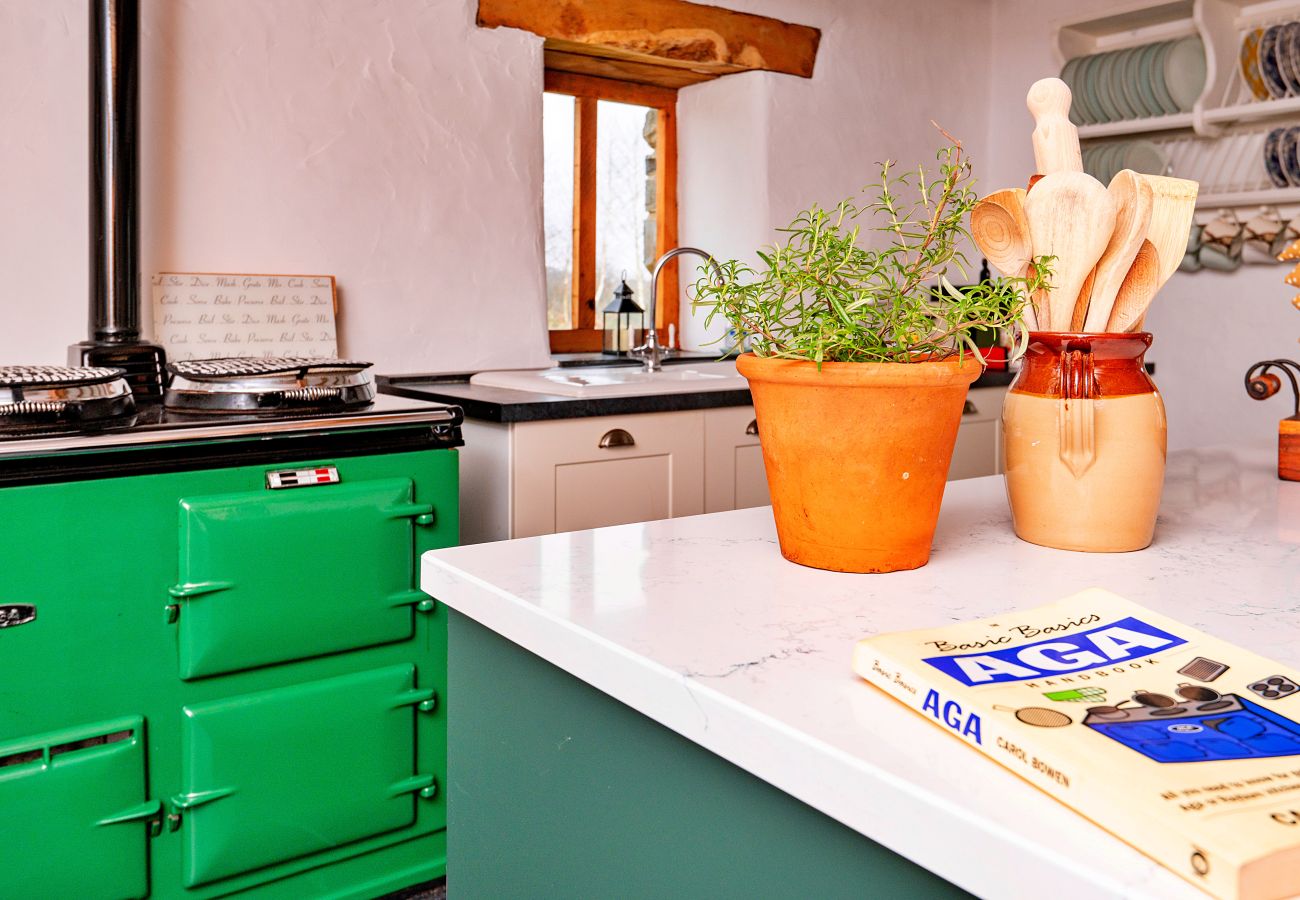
<box><xmin>479</xmin><ymin>0</ymin><xmax>820</xmax><ymax>85</ymax></box>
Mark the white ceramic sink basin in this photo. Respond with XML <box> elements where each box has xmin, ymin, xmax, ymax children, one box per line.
<box><xmin>470</xmin><ymin>361</ymin><xmax>746</xmax><ymax>398</ymax></box>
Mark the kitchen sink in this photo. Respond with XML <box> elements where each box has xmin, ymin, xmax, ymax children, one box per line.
<box><xmin>469</xmin><ymin>361</ymin><xmax>747</xmax><ymax>397</ymax></box>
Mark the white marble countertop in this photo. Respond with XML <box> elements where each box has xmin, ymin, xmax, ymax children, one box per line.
<box><xmin>423</xmin><ymin>443</ymin><xmax>1300</xmax><ymax>899</ymax></box>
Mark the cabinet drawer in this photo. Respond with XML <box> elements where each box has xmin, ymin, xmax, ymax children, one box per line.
<box><xmin>0</xmin><ymin>717</ymin><xmax>151</xmax><ymax>899</ymax></box>
<box><xmin>178</xmin><ymin>665</ymin><xmax>437</xmax><ymax>887</ymax></box>
<box><xmin>511</xmin><ymin>411</ymin><xmax>704</xmax><ymax>537</ymax></box>
<box><xmin>175</xmin><ymin>476</ymin><xmax>434</xmax><ymax>679</ymax></box>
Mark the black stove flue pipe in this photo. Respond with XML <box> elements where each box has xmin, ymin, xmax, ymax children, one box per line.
<box><xmin>70</xmin><ymin>0</ymin><xmax>167</xmax><ymax>398</ymax></box>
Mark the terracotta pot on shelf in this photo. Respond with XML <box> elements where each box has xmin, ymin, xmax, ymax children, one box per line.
<box><xmin>1002</xmin><ymin>332</ymin><xmax>1166</xmax><ymax>553</ymax></box>
<box><xmin>737</xmin><ymin>352</ymin><xmax>981</xmax><ymax>574</ymax></box>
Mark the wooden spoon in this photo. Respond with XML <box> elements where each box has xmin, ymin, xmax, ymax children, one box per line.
<box><xmin>1071</xmin><ymin>268</ymin><xmax>1096</xmax><ymax>331</ymax></box>
<box><xmin>1083</xmin><ymin>169</ymin><xmax>1155</xmax><ymax>332</ymax></box>
<box><xmin>1027</xmin><ymin>78</ymin><xmax>1084</xmax><ymax>176</ymax></box>
<box><xmin>1023</xmin><ymin>172</ymin><xmax>1117</xmax><ymax>331</ymax></box>
<box><xmin>1137</xmin><ymin>174</ymin><xmax>1199</xmax><ymax>290</ymax></box>
<box><xmin>971</xmin><ymin>189</ymin><xmax>1031</xmax><ymax>277</ymax></box>
<box><xmin>1105</xmin><ymin>240</ymin><xmax>1160</xmax><ymax>332</ymax></box>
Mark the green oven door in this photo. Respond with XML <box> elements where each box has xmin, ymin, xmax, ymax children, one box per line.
<box><xmin>174</xmin><ymin>476</ymin><xmax>433</xmax><ymax>679</ymax></box>
<box><xmin>176</xmin><ymin>664</ymin><xmax>437</xmax><ymax>888</ymax></box>
<box><xmin>0</xmin><ymin>716</ymin><xmax>155</xmax><ymax>899</ymax></box>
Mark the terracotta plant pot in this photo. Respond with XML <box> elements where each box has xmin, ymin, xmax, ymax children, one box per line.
<box><xmin>737</xmin><ymin>352</ymin><xmax>982</xmax><ymax>573</ymax></box>
<box><xmin>1002</xmin><ymin>332</ymin><xmax>1166</xmax><ymax>552</ymax></box>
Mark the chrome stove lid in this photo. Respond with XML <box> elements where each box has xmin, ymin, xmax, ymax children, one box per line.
<box><xmin>0</xmin><ymin>365</ymin><xmax>136</xmax><ymax>433</ymax></box>
<box><xmin>164</xmin><ymin>357</ymin><xmax>375</xmax><ymax>413</ymax></box>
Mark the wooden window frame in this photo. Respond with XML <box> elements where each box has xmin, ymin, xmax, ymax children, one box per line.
<box><xmin>544</xmin><ymin>70</ymin><xmax>679</xmax><ymax>354</ymax></box>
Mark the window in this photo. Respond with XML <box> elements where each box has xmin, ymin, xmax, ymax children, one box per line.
<box><xmin>542</xmin><ymin>71</ymin><xmax>679</xmax><ymax>353</ymax></box>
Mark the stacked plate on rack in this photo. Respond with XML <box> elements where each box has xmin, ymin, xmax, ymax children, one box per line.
<box><xmin>1060</xmin><ymin>36</ymin><xmax>1206</xmax><ymax>124</ymax></box>
<box><xmin>1264</xmin><ymin>127</ymin><xmax>1300</xmax><ymax>187</ymax></box>
<box><xmin>1082</xmin><ymin>140</ymin><xmax>1171</xmax><ymax>184</ymax></box>
<box><xmin>1241</xmin><ymin>23</ymin><xmax>1300</xmax><ymax>100</ymax></box>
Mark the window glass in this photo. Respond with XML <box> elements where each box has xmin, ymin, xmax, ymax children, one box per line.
<box><xmin>595</xmin><ymin>100</ymin><xmax>657</xmax><ymax>319</ymax></box>
<box><xmin>543</xmin><ymin>93</ymin><xmax>575</xmax><ymax>329</ymax></box>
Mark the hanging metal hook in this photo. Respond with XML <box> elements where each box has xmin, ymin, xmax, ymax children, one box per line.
<box><xmin>1245</xmin><ymin>359</ymin><xmax>1300</xmax><ymax>418</ymax></box>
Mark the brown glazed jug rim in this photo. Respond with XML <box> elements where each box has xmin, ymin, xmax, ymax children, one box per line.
<box><xmin>1014</xmin><ymin>332</ymin><xmax>1155</xmax><ymax>399</ymax></box>
<box><xmin>1027</xmin><ymin>331</ymin><xmax>1153</xmax><ymax>358</ymax></box>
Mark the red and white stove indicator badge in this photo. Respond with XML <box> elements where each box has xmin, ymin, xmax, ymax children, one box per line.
<box><xmin>265</xmin><ymin>466</ymin><xmax>341</xmax><ymax>489</ymax></box>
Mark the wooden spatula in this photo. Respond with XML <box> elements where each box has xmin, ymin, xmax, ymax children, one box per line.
<box><xmin>1083</xmin><ymin>169</ymin><xmax>1154</xmax><ymax>332</ymax></box>
<box><xmin>1106</xmin><ymin>240</ymin><xmax>1160</xmax><ymax>332</ymax></box>
<box><xmin>1136</xmin><ymin>174</ymin><xmax>1199</xmax><ymax>290</ymax></box>
<box><xmin>1023</xmin><ymin>172</ymin><xmax>1117</xmax><ymax>331</ymax></box>
<box><xmin>1027</xmin><ymin>78</ymin><xmax>1084</xmax><ymax>175</ymax></box>
<box><xmin>971</xmin><ymin>189</ymin><xmax>1032</xmax><ymax>277</ymax></box>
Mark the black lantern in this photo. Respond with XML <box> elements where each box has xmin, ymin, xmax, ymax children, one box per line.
<box><xmin>602</xmin><ymin>276</ymin><xmax>646</xmax><ymax>356</ymax></box>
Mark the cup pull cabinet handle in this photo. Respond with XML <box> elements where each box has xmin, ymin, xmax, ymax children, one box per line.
<box><xmin>745</xmin><ymin>419</ymin><xmax>759</xmax><ymax>436</ymax></box>
<box><xmin>598</xmin><ymin>428</ymin><xmax>635</xmax><ymax>449</ymax></box>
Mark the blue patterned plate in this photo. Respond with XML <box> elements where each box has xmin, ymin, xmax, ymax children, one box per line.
<box><xmin>1283</xmin><ymin>23</ymin><xmax>1300</xmax><ymax>95</ymax></box>
<box><xmin>1283</xmin><ymin>126</ymin><xmax>1300</xmax><ymax>185</ymax></box>
<box><xmin>1260</xmin><ymin>24</ymin><xmax>1289</xmax><ymax>98</ymax></box>
<box><xmin>1265</xmin><ymin>128</ymin><xmax>1289</xmax><ymax>187</ymax></box>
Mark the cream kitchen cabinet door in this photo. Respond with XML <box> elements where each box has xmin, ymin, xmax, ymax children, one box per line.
<box><xmin>510</xmin><ymin>410</ymin><xmax>705</xmax><ymax>538</ymax></box>
<box><xmin>704</xmin><ymin>406</ymin><xmax>770</xmax><ymax>513</ymax></box>
<box><xmin>948</xmin><ymin>385</ymin><xmax>1008</xmax><ymax>480</ymax></box>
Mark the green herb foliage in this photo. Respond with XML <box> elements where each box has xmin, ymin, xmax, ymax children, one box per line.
<box><xmin>692</xmin><ymin>129</ymin><xmax>1050</xmax><ymax>364</ymax></box>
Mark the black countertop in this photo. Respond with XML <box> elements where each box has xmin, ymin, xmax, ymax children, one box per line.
<box><xmin>378</xmin><ymin>354</ymin><xmax>1017</xmax><ymax>424</ymax></box>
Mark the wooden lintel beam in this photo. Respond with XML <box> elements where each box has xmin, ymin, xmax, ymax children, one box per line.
<box><xmin>543</xmin><ymin>47</ymin><xmax>716</xmax><ymax>90</ymax></box>
<box><xmin>545</xmin><ymin>69</ymin><xmax>678</xmax><ymax>108</ymax></box>
<box><xmin>479</xmin><ymin>0</ymin><xmax>820</xmax><ymax>79</ymax></box>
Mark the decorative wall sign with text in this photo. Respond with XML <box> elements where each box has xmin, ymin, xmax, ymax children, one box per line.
<box><xmin>151</xmin><ymin>272</ymin><xmax>338</xmax><ymax>361</ymax></box>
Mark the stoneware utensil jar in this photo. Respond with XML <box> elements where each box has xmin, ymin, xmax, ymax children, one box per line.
<box><xmin>1002</xmin><ymin>332</ymin><xmax>1166</xmax><ymax>552</ymax></box>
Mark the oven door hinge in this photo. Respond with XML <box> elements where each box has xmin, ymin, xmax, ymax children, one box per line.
<box><xmin>388</xmin><ymin>589</ymin><xmax>437</xmax><ymax>613</ymax></box>
<box><xmin>167</xmin><ymin>786</ymin><xmax>236</xmax><ymax>831</ymax></box>
<box><xmin>165</xmin><ymin>580</ymin><xmax>235</xmax><ymax>624</ymax></box>
<box><xmin>388</xmin><ymin>773</ymin><xmax>439</xmax><ymax>800</ymax></box>
<box><xmin>384</xmin><ymin>502</ymin><xmax>435</xmax><ymax>527</ymax></box>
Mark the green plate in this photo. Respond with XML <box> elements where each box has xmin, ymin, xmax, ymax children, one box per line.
<box><xmin>1135</xmin><ymin>42</ymin><xmax>1164</xmax><ymax>115</ymax></box>
<box><xmin>1061</xmin><ymin>56</ymin><xmax>1092</xmax><ymax>124</ymax></box>
<box><xmin>1122</xmin><ymin>139</ymin><xmax>1169</xmax><ymax>176</ymax></box>
<box><xmin>1131</xmin><ymin>43</ymin><xmax>1163</xmax><ymax>116</ymax></box>
<box><xmin>1082</xmin><ymin>145</ymin><xmax>1101</xmax><ymax>179</ymax></box>
<box><xmin>1149</xmin><ymin>41</ymin><xmax>1179</xmax><ymax>114</ymax></box>
<box><xmin>1076</xmin><ymin>53</ymin><xmax>1103</xmax><ymax>123</ymax></box>
<box><xmin>1090</xmin><ymin>51</ymin><xmax>1121</xmax><ymax>122</ymax></box>
<box><xmin>1110</xmin><ymin>47</ymin><xmax>1141</xmax><ymax>119</ymax></box>
<box><xmin>1101</xmin><ymin>142</ymin><xmax>1128</xmax><ymax>183</ymax></box>
<box><xmin>1165</xmin><ymin>35</ymin><xmax>1206</xmax><ymax>111</ymax></box>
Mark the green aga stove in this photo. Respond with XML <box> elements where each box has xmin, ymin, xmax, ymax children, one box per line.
<box><xmin>0</xmin><ymin>359</ymin><xmax>462</xmax><ymax>899</ymax></box>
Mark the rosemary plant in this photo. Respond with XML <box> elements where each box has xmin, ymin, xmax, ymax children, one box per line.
<box><xmin>693</xmin><ymin>130</ymin><xmax>1049</xmax><ymax>364</ymax></box>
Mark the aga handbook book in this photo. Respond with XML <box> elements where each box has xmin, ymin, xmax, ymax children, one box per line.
<box><xmin>852</xmin><ymin>589</ymin><xmax>1300</xmax><ymax>900</ymax></box>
